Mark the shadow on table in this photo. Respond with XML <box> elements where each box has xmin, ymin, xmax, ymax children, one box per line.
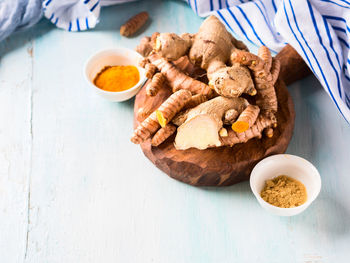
<box><xmin>298</xmin><ymin>191</ymin><xmax>350</xmax><ymax>237</ymax></box>
<box><xmin>96</xmin><ymin>5</ymin><xmax>154</xmax><ymax>38</ymax></box>
<box><xmin>94</xmin><ymin>0</ymin><xmax>190</xmax><ymax>34</ymax></box>
<box><xmin>0</xmin><ymin>19</ymin><xmax>53</xmax><ymax>60</ymax></box>
<box><xmin>110</xmin><ymin>97</ymin><xmax>135</xmax><ymax>110</ymax></box>
<box><xmin>200</xmin><ymin>180</ymin><xmax>252</xmax><ymax>197</ymax></box>
<box><xmin>93</xmin><ymin>1</ymin><xmax>155</xmax><ymax>33</ymax></box>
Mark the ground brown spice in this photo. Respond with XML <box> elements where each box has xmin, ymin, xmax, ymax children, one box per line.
<box><xmin>260</xmin><ymin>175</ymin><xmax>307</xmax><ymax>208</ymax></box>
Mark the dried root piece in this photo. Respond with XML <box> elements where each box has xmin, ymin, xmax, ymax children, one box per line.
<box><xmin>232</xmin><ymin>105</ymin><xmax>260</xmax><ymax>133</ymax></box>
<box><xmin>221</xmin><ymin>115</ymin><xmax>274</xmax><ymax>147</ymax></box>
<box><xmin>223</xmin><ymin>109</ymin><xmax>239</xmax><ymax>125</ymax></box>
<box><xmin>145</xmin><ymin>63</ymin><xmax>157</xmax><ymax>79</ymax></box>
<box><xmin>120</xmin><ymin>12</ymin><xmax>149</xmax><ymax>37</ymax></box>
<box><xmin>156</xmin><ymin>90</ymin><xmax>192</xmax><ymax>127</ymax></box>
<box><xmin>231</xmin><ymin>46</ymin><xmax>278</xmax><ymax>113</ymax></box>
<box><xmin>147</xmin><ymin>73</ymin><xmax>165</xmax><ymax>96</ymax></box>
<box><xmin>148</xmin><ymin>54</ymin><xmax>213</xmax><ymax>96</ymax></box>
<box><xmin>174</xmin><ymin>96</ymin><xmax>249</xmax><ymax>150</ymax></box>
<box><xmin>131</xmin><ymin>112</ymin><xmax>159</xmax><ymax>144</ymax></box>
<box><xmin>151</xmin><ymin>124</ymin><xmax>177</xmax><ymax>146</ymax></box>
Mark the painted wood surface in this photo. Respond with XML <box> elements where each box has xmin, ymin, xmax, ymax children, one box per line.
<box><xmin>0</xmin><ymin>1</ymin><xmax>350</xmax><ymax>262</ymax></box>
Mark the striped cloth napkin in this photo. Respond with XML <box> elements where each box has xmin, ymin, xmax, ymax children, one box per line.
<box><xmin>24</xmin><ymin>0</ymin><xmax>350</xmax><ymax>122</ymax></box>
<box><xmin>186</xmin><ymin>0</ymin><xmax>350</xmax><ymax>121</ymax></box>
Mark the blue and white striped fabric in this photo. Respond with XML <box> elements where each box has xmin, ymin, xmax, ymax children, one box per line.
<box><xmin>42</xmin><ymin>0</ymin><xmax>350</xmax><ymax>122</ymax></box>
<box><xmin>187</xmin><ymin>0</ymin><xmax>350</xmax><ymax>122</ymax></box>
<box><xmin>43</xmin><ymin>0</ymin><xmax>138</xmax><ymax>31</ymax></box>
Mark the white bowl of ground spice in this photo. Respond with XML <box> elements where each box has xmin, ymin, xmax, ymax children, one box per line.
<box><xmin>250</xmin><ymin>154</ymin><xmax>321</xmax><ymax>216</ymax></box>
<box><xmin>84</xmin><ymin>47</ymin><xmax>147</xmax><ymax>102</ymax></box>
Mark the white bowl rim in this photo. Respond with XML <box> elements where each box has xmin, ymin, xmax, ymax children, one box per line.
<box><xmin>250</xmin><ymin>154</ymin><xmax>321</xmax><ymax>211</ymax></box>
<box><xmin>83</xmin><ymin>47</ymin><xmax>147</xmax><ymax>96</ymax></box>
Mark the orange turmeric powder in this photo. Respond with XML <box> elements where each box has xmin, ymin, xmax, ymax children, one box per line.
<box><xmin>94</xmin><ymin>65</ymin><xmax>139</xmax><ymax>92</ymax></box>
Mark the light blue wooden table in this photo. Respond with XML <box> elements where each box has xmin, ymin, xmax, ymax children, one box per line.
<box><xmin>1</xmin><ymin>1</ymin><xmax>350</xmax><ymax>262</ymax></box>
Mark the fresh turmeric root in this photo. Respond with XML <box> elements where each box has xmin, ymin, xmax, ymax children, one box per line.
<box><xmin>137</xmin><ymin>80</ymin><xmax>172</xmax><ymax>122</ymax></box>
<box><xmin>172</xmin><ymin>56</ymin><xmax>206</xmax><ymax>79</ymax></box>
<box><xmin>221</xmin><ymin>115</ymin><xmax>275</xmax><ymax>147</ymax></box>
<box><xmin>271</xmin><ymin>58</ymin><xmax>281</xmax><ymax>85</ymax></box>
<box><xmin>137</xmin><ymin>107</ymin><xmax>151</xmax><ymax>122</ymax></box>
<box><xmin>148</xmin><ymin>53</ymin><xmax>213</xmax><ymax>96</ymax></box>
<box><xmin>139</xmin><ymin>57</ymin><xmax>149</xmax><ymax>68</ymax></box>
<box><xmin>147</xmin><ymin>73</ymin><xmax>165</xmax><ymax>97</ymax></box>
<box><xmin>131</xmin><ymin>111</ymin><xmax>160</xmax><ymax>144</ymax></box>
<box><xmin>231</xmin><ymin>47</ymin><xmax>278</xmax><ymax>113</ymax></box>
<box><xmin>145</xmin><ymin>63</ymin><xmax>157</xmax><ymax>79</ymax></box>
<box><xmin>132</xmin><ymin>82</ymin><xmax>175</xmax><ymax>143</ymax></box>
<box><xmin>183</xmin><ymin>94</ymin><xmax>208</xmax><ymax>110</ymax></box>
<box><xmin>151</xmin><ymin>124</ymin><xmax>177</xmax><ymax>146</ymax></box>
<box><xmin>173</xmin><ymin>56</ymin><xmax>194</xmax><ymax>73</ymax></box>
<box><xmin>232</xmin><ymin>105</ymin><xmax>260</xmax><ymax>133</ymax></box>
<box><xmin>132</xmin><ymin>18</ymin><xmax>282</xmax><ymax>149</ymax></box>
<box><xmin>156</xmin><ymin>90</ymin><xmax>192</xmax><ymax>127</ymax></box>
<box><xmin>120</xmin><ymin>12</ymin><xmax>149</xmax><ymax>37</ymax></box>
<box><xmin>258</xmin><ymin>46</ymin><xmax>272</xmax><ymax>71</ymax></box>
<box><xmin>230</xmin><ymin>46</ymin><xmax>280</xmax><ymax>139</ymax></box>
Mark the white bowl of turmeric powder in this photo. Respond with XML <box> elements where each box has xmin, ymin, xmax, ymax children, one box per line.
<box><xmin>250</xmin><ymin>154</ymin><xmax>321</xmax><ymax>217</ymax></box>
<box><xmin>84</xmin><ymin>47</ymin><xmax>147</xmax><ymax>102</ymax></box>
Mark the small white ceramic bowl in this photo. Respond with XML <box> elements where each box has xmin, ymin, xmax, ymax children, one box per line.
<box><xmin>250</xmin><ymin>154</ymin><xmax>321</xmax><ymax>216</ymax></box>
<box><xmin>84</xmin><ymin>47</ymin><xmax>147</xmax><ymax>102</ymax></box>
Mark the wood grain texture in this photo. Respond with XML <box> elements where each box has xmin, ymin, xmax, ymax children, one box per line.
<box><xmin>134</xmin><ymin>76</ymin><xmax>295</xmax><ymax>186</ymax></box>
<box><xmin>0</xmin><ymin>34</ymin><xmax>33</xmax><ymax>262</ymax></box>
<box><xmin>0</xmin><ymin>1</ymin><xmax>350</xmax><ymax>263</ymax></box>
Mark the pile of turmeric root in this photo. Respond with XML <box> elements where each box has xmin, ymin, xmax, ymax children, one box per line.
<box><xmin>131</xmin><ymin>16</ymin><xmax>280</xmax><ymax>150</ymax></box>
